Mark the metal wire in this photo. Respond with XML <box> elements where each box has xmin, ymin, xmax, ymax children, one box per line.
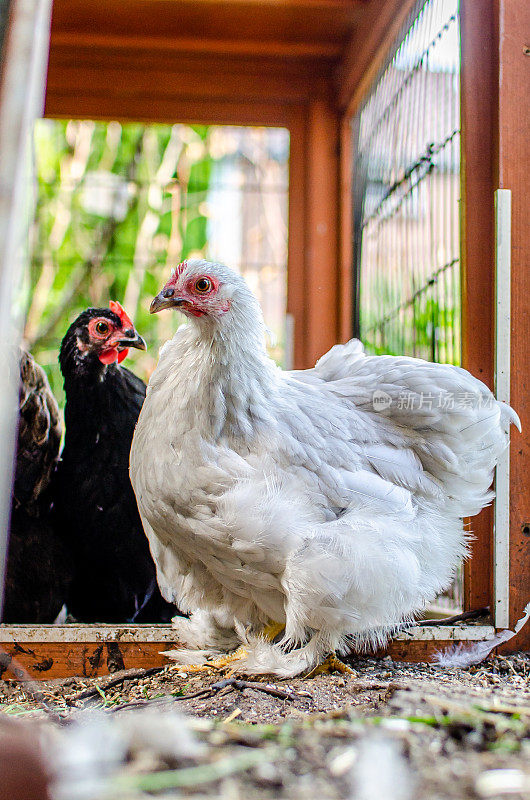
<box><xmin>353</xmin><ymin>0</ymin><xmax>460</xmax><ymax>367</ymax></box>
<box><xmin>351</xmin><ymin>0</ymin><xmax>463</xmax><ymax>608</ymax></box>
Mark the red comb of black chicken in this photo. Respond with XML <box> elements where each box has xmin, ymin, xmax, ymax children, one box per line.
<box><xmin>53</xmin><ymin>306</ymin><xmax>179</xmax><ymax>623</ymax></box>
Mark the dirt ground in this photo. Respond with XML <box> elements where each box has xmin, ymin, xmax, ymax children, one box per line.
<box><xmin>1</xmin><ymin>653</ymin><xmax>530</xmax><ymax>800</ymax></box>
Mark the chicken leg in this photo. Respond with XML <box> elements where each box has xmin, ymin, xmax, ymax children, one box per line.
<box><xmin>168</xmin><ymin>622</ymin><xmax>354</xmax><ymax>678</ymax></box>
<box><xmin>169</xmin><ymin>621</ymin><xmax>286</xmax><ymax>674</ymax></box>
<box><xmin>305</xmin><ymin>654</ymin><xmax>355</xmax><ymax>678</ymax></box>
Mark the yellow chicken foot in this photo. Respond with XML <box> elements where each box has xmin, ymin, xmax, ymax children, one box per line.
<box><xmin>305</xmin><ymin>654</ymin><xmax>355</xmax><ymax>678</ymax></box>
<box><xmin>168</xmin><ymin>646</ymin><xmax>249</xmax><ymax>674</ymax></box>
<box><xmin>261</xmin><ymin>620</ymin><xmax>286</xmax><ymax>642</ymax></box>
<box><xmin>211</xmin><ymin>645</ymin><xmax>249</xmax><ymax>674</ymax></box>
<box><xmin>222</xmin><ymin>621</ymin><xmax>285</xmax><ymax>675</ymax></box>
<box><xmin>171</xmin><ymin>621</ymin><xmax>286</xmax><ymax>675</ymax></box>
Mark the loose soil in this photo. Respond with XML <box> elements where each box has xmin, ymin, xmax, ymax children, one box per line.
<box><xmin>1</xmin><ymin>654</ymin><xmax>529</xmax><ymax>799</ymax></box>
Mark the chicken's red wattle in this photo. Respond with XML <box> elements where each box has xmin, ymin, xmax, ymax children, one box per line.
<box><xmin>99</xmin><ymin>347</ymin><xmax>129</xmax><ymax>365</ymax></box>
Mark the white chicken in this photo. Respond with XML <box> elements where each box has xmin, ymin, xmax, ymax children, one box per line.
<box><xmin>130</xmin><ymin>259</ymin><xmax>519</xmax><ymax>677</ymax></box>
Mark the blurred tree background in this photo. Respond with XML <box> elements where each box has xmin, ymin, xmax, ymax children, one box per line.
<box><xmin>26</xmin><ymin>120</ymin><xmax>289</xmax><ymax>406</ymax></box>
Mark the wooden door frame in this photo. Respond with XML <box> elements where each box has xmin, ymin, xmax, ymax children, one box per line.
<box><xmin>2</xmin><ymin>0</ymin><xmax>529</xmax><ymax>679</ymax></box>
<box><xmin>459</xmin><ymin>0</ymin><xmax>498</xmax><ymax>620</ymax></box>
<box><xmin>493</xmin><ymin>0</ymin><xmax>530</xmax><ymax>647</ymax></box>
<box><xmin>460</xmin><ymin>0</ymin><xmax>530</xmax><ymax>649</ymax></box>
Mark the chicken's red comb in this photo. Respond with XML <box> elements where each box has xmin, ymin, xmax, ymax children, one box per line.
<box><xmin>109</xmin><ymin>300</ymin><xmax>134</xmax><ymax>330</ymax></box>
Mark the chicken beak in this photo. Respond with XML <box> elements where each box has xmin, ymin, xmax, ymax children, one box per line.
<box><xmin>150</xmin><ymin>292</ymin><xmax>185</xmax><ymax>314</ymax></box>
<box><xmin>119</xmin><ymin>330</ymin><xmax>147</xmax><ymax>351</ymax></box>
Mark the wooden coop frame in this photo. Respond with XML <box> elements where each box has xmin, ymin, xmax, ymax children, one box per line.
<box><xmin>0</xmin><ymin>0</ymin><xmax>528</xmax><ymax>679</ymax></box>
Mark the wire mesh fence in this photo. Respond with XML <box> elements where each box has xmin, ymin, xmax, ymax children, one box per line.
<box><xmin>353</xmin><ymin>0</ymin><xmax>460</xmax><ymax>365</ymax></box>
<box><xmin>351</xmin><ymin>0</ymin><xmax>463</xmax><ymax>610</ymax></box>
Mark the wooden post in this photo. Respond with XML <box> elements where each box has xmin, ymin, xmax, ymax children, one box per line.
<box><xmin>461</xmin><ymin>0</ymin><xmax>530</xmax><ymax>644</ymax></box>
<box><xmin>287</xmin><ymin>107</ymin><xmax>308</xmax><ymax>370</ymax></box>
<box><xmin>496</xmin><ymin>0</ymin><xmax>530</xmax><ymax>646</ymax></box>
<box><xmin>304</xmin><ymin>98</ymin><xmax>340</xmax><ymax>367</ymax></box>
<box><xmin>338</xmin><ymin>116</ymin><xmax>353</xmax><ymax>343</ymax></box>
<box><xmin>460</xmin><ymin>0</ymin><xmax>497</xmax><ymax>614</ymax></box>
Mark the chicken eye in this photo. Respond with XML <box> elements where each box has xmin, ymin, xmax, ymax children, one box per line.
<box><xmin>195</xmin><ymin>277</ymin><xmax>211</xmax><ymax>294</ymax></box>
<box><xmin>95</xmin><ymin>321</ymin><xmax>109</xmax><ymax>335</ymax></box>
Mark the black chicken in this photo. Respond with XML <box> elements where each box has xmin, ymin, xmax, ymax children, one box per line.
<box><xmin>2</xmin><ymin>350</ymin><xmax>72</xmax><ymax>622</ymax></box>
<box><xmin>54</xmin><ymin>302</ymin><xmax>177</xmax><ymax>623</ymax></box>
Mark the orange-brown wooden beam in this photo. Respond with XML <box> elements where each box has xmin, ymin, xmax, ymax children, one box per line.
<box><xmin>338</xmin><ymin>116</ymin><xmax>353</xmax><ymax>344</ymax></box>
<box><xmin>45</xmin><ymin>62</ymin><xmax>331</xmax><ymax>109</ymax></box>
<box><xmin>287</xmin><ymin>98</ymin><xmax>342</xmax><ymax>370</ymax></box>
<box><xmin>460</xmin><ymin>0</ymin><xmax>497</xmax><ymax>616</ymax></box>
<box><xmin>287</xmin><ymin>107</ymin><xmax>308</xmax><ymax>370</ymax></box>
<box><xmin>496</xmin><ymin>0</ymin><xmax>530</xmax><ymax>648</ymax></box>
<box><xmin>335</xmin><ymin>0</ymin><xmax>417</xmax><ymax>115</ymax></box>
<box><xmin>461</xmin><ymin>0</ymin><xmax>530</xmax><ymax>648</ymax></box>
<box><xmin>0</xmin><ymin>624</ymin><xmax>497</xmax><ymax>680</ymax></box>
<box><xmin>48</xmin><ymin>32</ymin><xmax>345</xmax><ymax>59</ymax></box>
<box><xmin>303</xmin><ymin>98</ymin><xmax>340</xmax><ymax>367</ymax></box>
<box><xmin>45</xmin><ymin>94</ymin><xmax>299</xmax><ymax>129</ymax></box>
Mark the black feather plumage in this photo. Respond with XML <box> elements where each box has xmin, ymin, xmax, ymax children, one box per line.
<box><xmin>2</xmin><ymin>350</ymin><xmax>72</xmax><ymax>623</ymax></box>
<box><xmin>54</xmin><ymin>308</ymin><xmax>178</xmax><ymax>623</ymax></box>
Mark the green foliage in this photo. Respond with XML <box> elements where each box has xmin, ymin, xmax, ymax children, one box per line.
<box><xmin>27</xmin><ymin>120</ymin><xmax>217</xmax><ymax>405</ymax></box>
<box><xmin>362</xmin><ymin>295</ymin><xmax>461</xmax><ymax>366</ymax></box>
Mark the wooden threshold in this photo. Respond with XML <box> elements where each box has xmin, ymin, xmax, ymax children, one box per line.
<box><xmin>0</xmin><ymin>624</ymin><xmax>495</xmax><ymax>680</ymax></box>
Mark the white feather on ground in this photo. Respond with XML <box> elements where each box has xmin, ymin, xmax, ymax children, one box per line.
<box><xmin>130</xmin><ymin>259</ymin><xmax>520</xmax><ymax>677</ymax></box>
<box><xmin>351</xmin><ymin>735</ymin><xmax>414</xmax><ymax>800</ymax></box>
<box><xmin>433</xmin><ymin>602</ymin><xmax>530</xmax><ymax>668</ymax></box>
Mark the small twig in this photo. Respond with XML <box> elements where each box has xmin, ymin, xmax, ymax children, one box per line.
<box><xmin>109</xmin><ymin>686</ymin><xmax>218</xmax><ymax>712</ymax></box>
<box><xmin>75</xmin><ymin>668</ymin><xmax>312</xmax><ymax>715</ymax></box>
<box><xmin>473</xmin><ymin>700</ymin><xmax>530</xmax><ymax>718</ymax></box>
<box><xmin>410</xmin><ymin>607</ymin><xmax>490</xmax><ymax>628</ymax></box>
<box><xmin>415</xmin><ymin>607</ymin><xmax>490</xmax><ymax>627</ymax></box>
<box><xmin>177</xmin><ymin>688</ymin><xmax>220</xmax><ymax>701</ymax></box>
<box><xmin>71</xmin><ymin>666</ymin><xmax>165</xmax><ymax>703</ymax></box>
<box><xmin>208</xmin><ymin>677</ymin><xmax>305</xmax><ymax>702</ymax></box>
<box><xmin>110</xmin><ymin>697</ymin><xmax>176</xmax><ymax>713</ymax></box>
<box><xmin>217</xmin><ymin>685</ymin><xmax>237</xmax><ymax>698</ymax></box>
<box><xmin>108</xmin><ymin>675</ymin><xmax>308</xmax><ymax>712</ymax></box>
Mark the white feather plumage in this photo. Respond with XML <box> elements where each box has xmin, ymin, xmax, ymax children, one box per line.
<box><xmin>130</xmin><ymin>260</ymin><xmax>519</xmax><ymax>676</ymax></box>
